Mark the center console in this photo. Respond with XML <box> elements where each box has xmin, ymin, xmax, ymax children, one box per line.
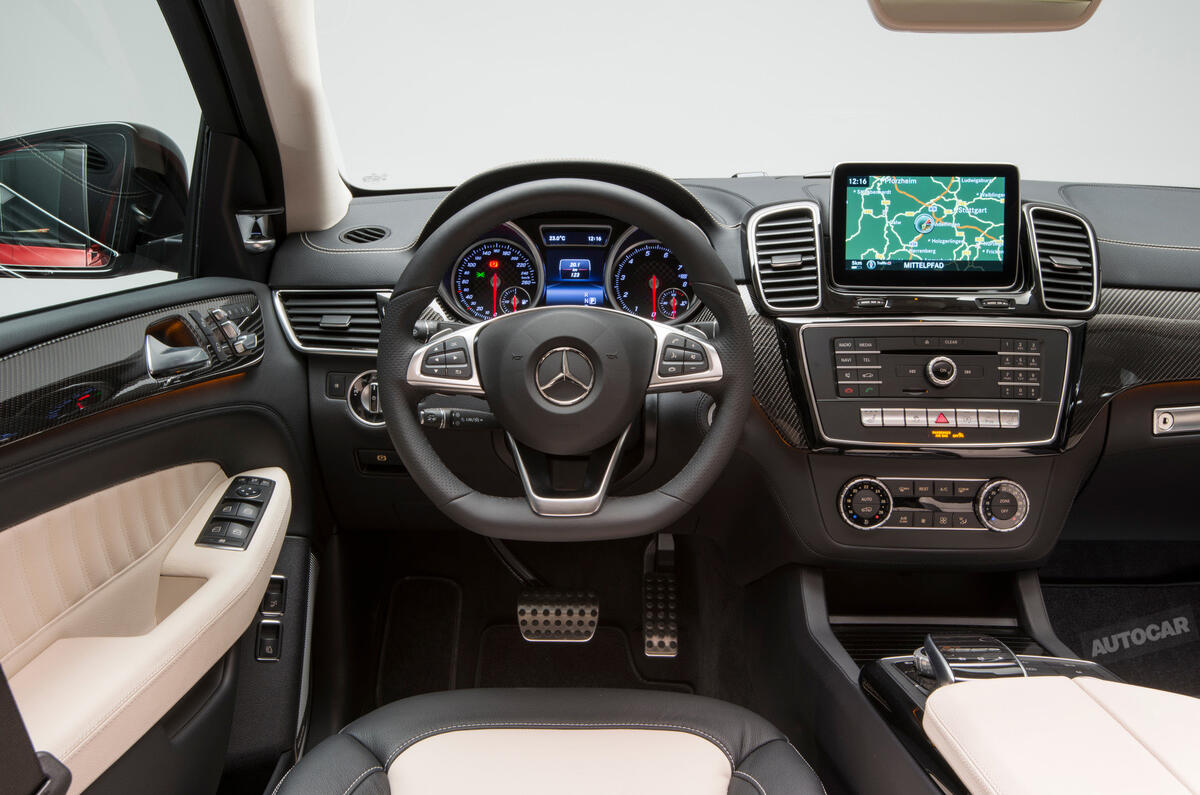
<box><xmin>795</xmin><ymin>321</ymin><xmax>1072</xmax><ymax>448</ymax></box>
<box><xmin>858</xmin><ymin>632</ymin><xmax>1121</xmax><ymax>790</ymax></box>
<box><xmin>750</xmin><ymin>162</ymin><xmax>1099</xmax><ymax>559</ymax></box>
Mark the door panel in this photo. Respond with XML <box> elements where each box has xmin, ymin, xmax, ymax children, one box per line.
<box><xmin>0</xmin><ymin>278</ymin><xmax>315</xmax><ymax>794</ymax></box>
<box><xmin>4</xmin><ymin>465</ymin><xmax>291</xmax><ymax>795</ymax></box>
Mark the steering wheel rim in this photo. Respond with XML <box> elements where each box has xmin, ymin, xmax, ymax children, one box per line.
<box><xmin>377</xmin><ymin>178</ymin><xmax>752</xmax><ymax>541</ymax></box>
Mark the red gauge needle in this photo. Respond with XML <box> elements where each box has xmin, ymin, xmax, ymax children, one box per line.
<box><xmin>649</xmin><ymin>275</ymin><xmax>659</xmax><ymax>319</ymax></box>
<box><xmin>511</xmin><ymin>293</ymin><xmax>519</xmax><ymax>313</ymax></box>
<box><xmin>491</xmin><ymin>273</ymin><xmax>501</xmax><ymax>317</ymax></box>
<box><xmin>670</xmin><ymin>295</ymin><xmax>677</xmax><ymax>318</ymax></box>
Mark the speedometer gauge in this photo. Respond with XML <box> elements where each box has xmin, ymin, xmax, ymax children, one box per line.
<box><xmin>451</xmin><ymin>238</ymin><xmax>542</xmax><ymax>321</ymax></box>
<box><xmin>607</xmin><ymin>239</ymin><xmax>697</xmax><ymax>322</ymax></box>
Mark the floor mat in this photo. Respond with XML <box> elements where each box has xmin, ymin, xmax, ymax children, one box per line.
<box><xmin>474</xmin><ymin>624</ymin><xmax>692</xmax><ymax>692</ymax></box>
<box><xmin>1043</xmin><ymin>582</ymin><xmax>1200</xmax><ymax>697</ymax></box>
<box><xmin>376</xmin><ymin>576</ymin><xmax>462</xmax><ymax>703</ymax></box>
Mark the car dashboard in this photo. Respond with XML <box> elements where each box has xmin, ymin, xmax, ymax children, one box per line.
<box><xmin>268</xmin><ymin>158</ymin><xmax>1200</xmax><ymax>569</ymax></box>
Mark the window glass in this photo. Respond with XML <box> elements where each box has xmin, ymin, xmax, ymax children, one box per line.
<box><xmin>0</xmin><ymin>1</ymin><xmax>201</xmax><ymax>319</ymax></box>
<box><xmin>315</xmin><ymin>0</ymin><xmax>1200</xmax><ymax>191</ymax></box>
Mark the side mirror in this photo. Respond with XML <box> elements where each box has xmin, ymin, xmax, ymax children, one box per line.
<box><xmin>0</xmin><ymin>122</ymin><xmax>188</xmax><ymax>276</ymax></box>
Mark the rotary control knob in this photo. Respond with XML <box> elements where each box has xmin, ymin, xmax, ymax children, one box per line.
<box><xmin>976</xmin><ymin>479</ymin><xmax>1030</xmax><ymax>532</ymax></box>
<box><xmin>926</xmin><ymin>356</ymin><xmax>958</xmax><ymax>388</ymax></box>
<box><xmin>839</xmin><ymin>477</ymin><xmax>892</xmax><ymax>529</ymax></box>
<box><xmin>347</xmin><ymin>370</ymin><xmax>385</xmax><ymax>427</ymax></box>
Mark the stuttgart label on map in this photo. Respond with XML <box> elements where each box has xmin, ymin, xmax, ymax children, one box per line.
<box><xmin>845</xmin><ymin>176</ymin><xmax>1006</xmax><ymax>271</ymax></box>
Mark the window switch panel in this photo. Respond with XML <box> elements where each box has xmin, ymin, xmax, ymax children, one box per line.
<box><xmin>196</xmin><ymin>476</ymin><xmax>276</xmax><ymax>550</ymax></box>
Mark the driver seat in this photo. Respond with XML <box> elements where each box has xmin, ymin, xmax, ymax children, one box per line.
<box><xmin>274</xmin><ymin>688</ymin><xmax>825</xmax><ymax>794</ymax></box>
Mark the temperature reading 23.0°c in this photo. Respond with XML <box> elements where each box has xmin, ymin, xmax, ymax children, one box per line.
<box><xmin>609</xmin><ymin>241</ymin><xmax>696</xmax><ymax>322</ymax></box>
<box><xmin>451</xmin><ymin>238</ymin><xmax>542</xmax><ymax>321</ymax></box>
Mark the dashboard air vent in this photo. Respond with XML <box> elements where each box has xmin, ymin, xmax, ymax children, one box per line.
<box><xmin>277</xmin><ymin>290</ymin><xmax>384</xmax><ymax>354</ymax></box>
<box><xmin>1027</xmin><ymin>206</ymin><xmax>1098</xmax><ymax>313</ymax></box>
<box><xmin>339</xmin><ymin>225</ymin><xmax>390</xmax><ymax>244</ymax></box>
<box><xmin>747</xmin><ymin>202</ymin><xmax>822</xmax><ymax>312</ymax></box>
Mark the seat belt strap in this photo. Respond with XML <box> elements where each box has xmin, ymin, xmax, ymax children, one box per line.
<box><xmin>0</xmin><ymin>664</ymin><xmax>50</xmax><ymax>795</ymax></box>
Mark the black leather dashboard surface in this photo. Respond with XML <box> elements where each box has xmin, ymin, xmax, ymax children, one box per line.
<box><xmin>268</xmin><ymin>167</ymin><xmax>1200</xmax><ymax>453</ymax></box>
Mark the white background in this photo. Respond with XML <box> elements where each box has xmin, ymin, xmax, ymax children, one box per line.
<box><xmin>1</xmin><ymin>0</ymin><xmax>1197</xmax><ymax>317</ymax></box>
<box><xmin>315</xmin><ymin>0</ymin><xmax>1200</xmax><ymax>189</ymax></box>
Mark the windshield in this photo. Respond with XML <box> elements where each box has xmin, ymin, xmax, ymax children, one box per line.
<box><xmin>315</xmin><ymin>0</ymin><xmax>1198</xmax><ymax>191</ymax></box>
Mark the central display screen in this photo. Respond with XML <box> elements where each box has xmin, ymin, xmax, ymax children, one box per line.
<box><xmin>831</xmin><ymin>163</ymin><xmax>1020</xmax><ymax>289</ymax></box>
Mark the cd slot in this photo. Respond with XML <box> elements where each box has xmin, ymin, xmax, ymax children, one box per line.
<box><xmin>794</xmin><ymin>320</ymin><xmax>1072</xmax><ymax>449</ymax></box>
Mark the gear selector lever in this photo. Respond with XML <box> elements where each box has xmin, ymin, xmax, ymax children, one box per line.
<box><xmin>913</xmin><ymin>634</ymin><xmax>1026</xmax><ymax>687</ymax></box>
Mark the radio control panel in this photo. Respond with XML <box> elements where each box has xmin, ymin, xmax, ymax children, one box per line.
<box><xmin>792</xmin><ymin>322</ymin><xmax>1073</xmax><ymax>448</ymax></box>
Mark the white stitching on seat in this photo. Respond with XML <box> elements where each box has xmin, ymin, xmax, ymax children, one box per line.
<box><xmin>341</xmin><ymin>766</ymin><xmax>383</xmax><ymax>795</ymax></box>
<box><xmin>783</xmin><ymin>740</ymin><xmax>826</xmax><ymax>795</ymax></box>
<box><xmin>380</xmin><ymin>721</ymin><xmax>736</xmax><ymax>769</ymax></box>
<box><xmin>270</xmin><ymin>764</ymin><xmax>295</xmax><ymax>795</ymax></box>
<box><xmin>732</xmin><ymin>770</ymin><xmax>767</xmax><ymax>794</ymax></box>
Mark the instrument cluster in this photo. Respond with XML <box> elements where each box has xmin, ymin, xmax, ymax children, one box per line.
<box><xmin>441</xmin><ymin>218</ymin><xmax>700</xmax><ymax>324</ymax></box>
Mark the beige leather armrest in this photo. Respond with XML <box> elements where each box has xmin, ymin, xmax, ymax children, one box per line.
<box><xmin>6</xmin><ymin>466</ymin><xmax>291</xmax><ymax>795</ymax></box>
<box><xmin>923</xmin><ymin>676</ymin><xmax>1200</xmax><ymax>794</ymax></box>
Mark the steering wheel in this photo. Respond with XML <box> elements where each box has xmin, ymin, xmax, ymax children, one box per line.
<box><xmin>377</xmin><ymin>178</ymin><xmax>752</xmax><ymax>541</ymax></box>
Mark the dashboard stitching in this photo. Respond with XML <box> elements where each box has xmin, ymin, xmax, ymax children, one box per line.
<box><xmin>1097</xmin><ymin>238</ymin><xmax>1200</xmax><ymax>252</ymax></box>
<box><xmin>300</xmin><ymin>231</ymin><xmax>418</xmax><ymax>254</ymax></box>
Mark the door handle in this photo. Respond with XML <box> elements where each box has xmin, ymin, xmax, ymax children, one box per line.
<box><xmin>144</xmin><ymin>335</ymin><xmax>211</xmax><ymax>379</ymax></box>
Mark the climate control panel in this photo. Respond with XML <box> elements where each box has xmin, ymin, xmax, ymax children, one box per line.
<box><xmin>838</xmin><ymin>476</ymin><xmax>1030</xmax><ymax>532</ymax></box>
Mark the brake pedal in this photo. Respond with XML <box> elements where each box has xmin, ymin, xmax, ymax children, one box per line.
<box><xmin>518</xmin><ymin>590</ymin><xmax>598</xmax><ymax>642</ymax></box>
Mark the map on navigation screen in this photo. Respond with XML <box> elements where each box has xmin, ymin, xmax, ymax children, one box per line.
<box><xmin>844</xmin><ymin>175</ymin><xmax>1007</xmax><ymax>273</ymax></box>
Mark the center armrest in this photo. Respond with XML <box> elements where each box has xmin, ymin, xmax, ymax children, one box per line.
<box><xmin>923</xmin><ymin>676</ymin><xmax>1200</xmax><ymax>794</ymax></box>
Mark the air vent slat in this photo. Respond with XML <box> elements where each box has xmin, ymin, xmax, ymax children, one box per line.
<box><xmin>278</xmin><ymin>290</ymin><xmax>386</xmax><ymax>353</ymax></box>
<box><xmin>748</xmin><ymin>203</ymin><xmax>822</xmax><ymax>313</ymax></box>
<box><xmin>339</xmin><ymin>225</ymin><xmax>390</xmax><ymax>245</ymax></box>
<box><xmin>1029</xmin><ymin>207</ymin><xmax>1098</xmax><ymax>314</ymax></box>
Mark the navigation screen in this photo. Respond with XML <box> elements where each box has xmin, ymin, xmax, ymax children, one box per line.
<box><xmin>832</xmin><ymin>163</ymin><xmax>1020</xmax><ymax>289</ymax></box>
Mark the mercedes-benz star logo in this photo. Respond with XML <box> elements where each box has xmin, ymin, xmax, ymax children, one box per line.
<box><xmin>536</xmin><ymin>347</ymin><xmax>595</xmax><ymax>406</ymax></box>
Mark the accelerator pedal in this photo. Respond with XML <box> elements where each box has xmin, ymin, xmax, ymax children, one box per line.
<box><xmin>518</xmin><ymin>590</ymin><xmax>599</xmax><ymax>642</ymax></box>
<box><xmin>643</xmin><ymin>533</ymin><xmax>679</xmax><ymax>658</ymax></box>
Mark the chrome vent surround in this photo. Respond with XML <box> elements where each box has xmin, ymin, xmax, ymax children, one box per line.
<box><xmin>275</xmin><ymin>289</ymin><xmax>388</xmax><ymax>356</ymax></box>
<box><xmin>746</xmin><ymin>201</ymin><xmax>823</xmax><ymax>313</ymax></box>
<box><xmin>1026</xmin><ymin>205</ymin><xmax>1099</xmax><ymax>314</ymax></box>
<box><xmin>339</xmin><ymin>225</ymin><xmax>390</xmax><ymax>244</ymax></box>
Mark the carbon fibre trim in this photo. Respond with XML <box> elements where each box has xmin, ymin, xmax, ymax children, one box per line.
<box><xmin>1072</xmin><ymin>287</ymin><xmax>1200</xmax><ymax>438</ymax></box>
<box><xmin>695</xmin><ymin>307</ymin><xmax>807</xmax><ymax>447</ymax></box>
<box><xmin>749</xmin><ymin>314</ymin><xmax>807</xmax><ymax>447</ymax></box>
<box><xmin>0</xmin><ymin>294</ymin><xmax>264</xmax><ymax>448</ymax></box>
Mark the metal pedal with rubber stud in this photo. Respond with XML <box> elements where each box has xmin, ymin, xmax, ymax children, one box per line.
<box><xmin>643</xmin><ymin>573</ymin><xmax>679</xmax><ymax>657</ymax></box>
<box><xmin>518</xmin><ymin>590</ymin><xmax>599</xmax><ymax>642</ymax></box>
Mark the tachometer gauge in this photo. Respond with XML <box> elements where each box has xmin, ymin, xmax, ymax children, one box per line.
<box><xmin>451</xmin><ymin>238</ymin><xmax>542</xmax><ymax>321</ymax></box>
<box><xmin>607</xmin><ymin>239</ymin><xmax>698</xmax><ymax>322</ymax></box>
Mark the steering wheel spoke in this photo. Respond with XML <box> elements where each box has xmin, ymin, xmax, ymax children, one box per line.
<box><xmin>508</xmin><ymin>426</ymin><xmax>632</xmax><ymax>517</ymax></box>
<box><xmin>645</xmin><ymin>324</ymin><xmax>724</xmax><ymax>394</ymax></box>
<box><xmin>405</xmin><ymin>327</ymin><xmax>486</xmax><ymax>396</ymax></box>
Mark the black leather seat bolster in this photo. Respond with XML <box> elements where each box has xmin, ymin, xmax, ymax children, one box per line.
<box><xmin>275</xmin><ymin>688</ymin><xmax>824</xmax><ymax>794</ymax></box>
<box><xmin>730</xmin><ymin>738</ymin><xmax>825</xmax><ymax>794</ymax></box>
